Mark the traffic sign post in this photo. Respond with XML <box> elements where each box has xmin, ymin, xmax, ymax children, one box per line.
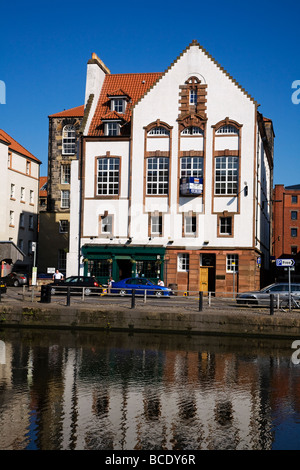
<box><xmin>276</xmin><ymin>259</ymin><xmax>295</xmax><ymax>311</ymax></box>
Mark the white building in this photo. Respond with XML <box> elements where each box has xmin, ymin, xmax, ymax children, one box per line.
<box><xmin>67</xmin><ymin>41</ymin><xmax>274</xmax><ymax>295</ymax></box>
<box><xmin>0</xmin><ymin>129</ymin><xmax>41</xmax><ymax>273</ymax></box>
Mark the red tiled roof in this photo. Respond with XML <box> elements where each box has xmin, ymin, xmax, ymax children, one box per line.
<box><xmin>49</xmin><ymin>105</ymin><xmax>85</xmax><ymax>118</ymax></box>
<box><xmin>39</xmin><ymin>176</ymin><xmax>48</xmax><ymax>196</ymax></box>
<box><xmin>88</xmin><ymin>73</ymin><xmax>162</xmax><ymax>136</ymax></box>
<box><xmin>0</xmin><ymin>129</ymin><xmax>40</xmax><ymax>163</ymax></box>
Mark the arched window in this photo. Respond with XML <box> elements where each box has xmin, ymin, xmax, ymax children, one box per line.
<box><xmin>216</xmin><ymin>125</ymin><xmax>239</xmax><ymax>135</ymax></box>
<box><xmin>62</xmin><ymin>125</ymin><xmax>76</xmax><ymax>155</ymax></box>
<box><xmin>148</xmin><ymin>127</ymin><xmax>170</xmax><ymax>136</ymax></box>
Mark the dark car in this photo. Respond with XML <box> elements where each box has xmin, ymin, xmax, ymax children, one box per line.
<box><xmin>111</xmin><ymin>277</ymin><xmax>171</xmax><ymax>297</ymax></box>
<box><xmin>3</xmin><ymin>272</ymin><xmax>27</xmax><ymax>287</ymax></box>
<box><xmin>49</xmin><ymin>276</ymin><xmax>103</xmax><ymax>295</ymax></box>
<box><xmin>236</xmin><ymin>283</ymin><xmax>300</xmax><ymax>306</ymax></box>
<box><xmin>0</xmin><ymin>278</ymin><xmax>7</xmax><ymax>294</ymax></box>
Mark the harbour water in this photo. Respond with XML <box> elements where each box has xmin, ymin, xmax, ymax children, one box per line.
<box><xmin>0</xmin><ymin>328</ymin><xmax>300</xmax><ymax>450</ymax></box>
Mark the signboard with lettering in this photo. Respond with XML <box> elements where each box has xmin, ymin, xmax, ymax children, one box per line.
<box><xmin>276</xmin><ymin>259</ymin><xmax>295</xmax><ymax>267</ymax></box>
<box><xmin>180</xmin><ymin>177</ymin><xmax>203</xmax><ymax>196</ymax></box>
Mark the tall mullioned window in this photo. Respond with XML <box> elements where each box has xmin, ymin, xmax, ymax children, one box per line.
<box><xmin>215</xmin><ymin>156</ymin><xmax>238</xmax><ymax>195</ymax></box>
<box><xmin>62</xmin><ymin>125</ymin><xmax>76</xmax><ymax>155</ymax></box>
<box><xmin>97</xmin><ymin>158</ymin><xmax>120</xmax><ymax>196</ymax></box>
<box><xmin>146</xmin><ymin>157</ymin><xmax>169</xmax><ymax>195</ymax></box>
<box><xmin>180</xmin><ymin>157</ymin><xmax>203</xmax><ymax>178</ymax></box>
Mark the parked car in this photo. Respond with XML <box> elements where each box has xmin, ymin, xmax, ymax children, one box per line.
<box><xmin>111</xmin><ymin>277</ymin><xmax>171</xmax><ymax>297</ymax></box>
<box><xmin>236</xmin><ymin>283</ymin><xmax>300</xmax><ymax>306</ymax></box>
<box><xmin>0</xmin><ymin>278</ymin><xmax>7</xmax><ymax>294</ymax></box>
<box><xmin>3</xmin><ymin>272</ymin><xmax>27</xmax><ymax>287</ymax></box>
<box><xmin>49</xmin><ymin>276</ymin><xmax>103</xmax><ymax>295</ymax></box>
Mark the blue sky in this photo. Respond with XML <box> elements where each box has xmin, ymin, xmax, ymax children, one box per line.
<box><xmin>1</xmin><ymin>0</ymin><xmax>300</xmax><ymax>184</ymax></box>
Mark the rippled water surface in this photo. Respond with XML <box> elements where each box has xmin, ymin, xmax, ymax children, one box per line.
<box><xmin>1</xmin><ymin>329</ymin><xmax>300</xmax><ymax>450</ymax></box>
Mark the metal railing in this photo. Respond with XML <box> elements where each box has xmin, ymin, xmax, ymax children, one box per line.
<box><xmin>2</xmin><ymin>285</ymin><xmax>296</xmax><ymax>315</ymax></box>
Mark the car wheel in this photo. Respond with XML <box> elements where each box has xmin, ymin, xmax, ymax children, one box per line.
<box><xmin>13</xmin><ymin>280</ymin><xmax>19</xmax><ymax>287</ymax></box>
<box><xmin>84</xmin><ymin>288</ymin><xmax>91</xmax><ymax>296</ymax></box>
<box><xmin>155</xmin><ymin>290</ymin><xmax>163</xmax><ymax>297</ymax></box>
<box><xmin>119</xmin><ymin>289</ymin><xmax>127</xmax><ymax>296</ymax></box>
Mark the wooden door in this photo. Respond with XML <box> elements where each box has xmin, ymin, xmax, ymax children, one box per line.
<box><xmin>199</xmin><ymin>267</ymin><xmax>209</xmax><ymax>294</ymax></box>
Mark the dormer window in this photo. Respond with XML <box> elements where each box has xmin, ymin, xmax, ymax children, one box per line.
<box><xmin>105</xmin><ymin>122</ymin><xmax>120</xmax><ymax>136</ymax></box>
<box><xmin>111</xmin><ymin>99</ymin><xmax>126</xmax><ymax>114</ymax></box>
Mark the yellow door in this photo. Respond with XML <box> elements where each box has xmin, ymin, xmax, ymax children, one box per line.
<box><xmin>199</xmin><ymin>267</ymin><xmax>208</xmax><ymax>294</ymax></box>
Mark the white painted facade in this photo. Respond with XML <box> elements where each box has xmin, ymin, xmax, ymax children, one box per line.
<box><xmin>0</xmin><ymin>131</ymin><xmax>40</xmax><ymax>268</ymax></box>
<box><xmin>67</xmin><ymin>41</ymin><xmax>274</xmax><ymax>293</ymax></box>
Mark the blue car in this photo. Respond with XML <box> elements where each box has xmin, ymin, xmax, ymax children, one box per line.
<box><xmin>111</xmin><ymin>278</ymin><xmax>171</xmax><ymax>297</ymax></box>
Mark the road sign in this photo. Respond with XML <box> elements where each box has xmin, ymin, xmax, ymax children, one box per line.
<box><xmin>276</xmin><ymin>259</ymin><xmax>295</xmax><ymax>267</ymax></box>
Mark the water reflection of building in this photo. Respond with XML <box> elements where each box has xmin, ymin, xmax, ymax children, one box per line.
<box><xmin>1</xmin><ymin>334</ymin><xmax>300</xmax><ymax>450</ymax></box>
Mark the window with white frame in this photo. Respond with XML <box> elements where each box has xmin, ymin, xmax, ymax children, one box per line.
<box><xmin>61</xmin><ymin>164</ymin><xmax>71</xmax><ymax>184</ymax></box>
<box><xmin>180</xmin><ymin>156</ymin><xmax>203</xmax><ymax>178</ymax></box>
<box><xmin>101</xmin><ymin>215</ymin><xmax>113</xmax><ymax>234</ymax></box>
<box><xmin>219</xmin><ymin>216</ymin><xmax>232</xmax><ymax>235</ymax></box>
<box><xmin>97</xmin><ymin>158</ymin><xmax>120</xmax><ymax>196</ymax></box>
<box><xmin>151</xmin><ymin>214</ymin><xmax>162</xmax><ymax>235</ymax></box>
<box><xmin>185</xmin><ymin>215</ymin><xmax>196</xmax><ymax>235</ymax></box>
<box><xmin>30</xmin><ymin>190</ymin><xmax>34</xmax><ymax>205</ymax></box>
<box><xmin>62</xmin><ymin>125</ymin><xmax>76</xmax><ymax>155</ymax></box>
<box><xmin>148</xmin><ymin>127</ymin><xmax>170</xmax><ymax>136</ymax></box>
<box><xmin>190</xmin><ymin>89</ymin><xmax>197</xmax><ymax>105</ymax></box>
<box><xmin>226</xmin><ymin>254</ymin><xmax>238</xmax><ymax>273</ymax></box>
<box><xmin>105</xmin><ymin>122</ymin><xmax>120</xmax><ymax>136</ymax></box>
<box><xmin>111</xmin><ymin>99</ymin><xmax>126</xmax><ymax>113</ymax></box>
<box><xmin>216</xmin><ymin>125</ymin><xmax>239</xmax><ymax>135</ymax></box>
<box><xmin>26</xmin><ymin>161</ymin><xmax>31</xmax><ymax>175</ymax></box>
<box><xmin>147</xmin><ymin>157</ymin><xmax>169</xmax><ymax>195</ymax></box>
<box><xmin>59</xmin><ymin>219</ymin><xmax>69</xmax><ymax>233</ymax></box>
<box><xmin>181</xmin><ymin>126</ymin><xmax>203</xmax><ymax>135</ymax></box>
<box><xmin>61</xmin><ymin>190</ymin><xmax>70</xmax><ymax>208</ymax></box>
<box><xmin>178</xmin><ymin>253</ymin><xmax>189</xmax><ymax>271</ymax></box>
<box><xmin>215</xmin><ymin>156</ymin><xmax>238</xmax><ymax>195</ymax></box>
<box><xmin>10</xmin><ymin>183</ymin><xmax>15</xmax><ymax>199</ymax></box>
<box><xmin>20</xmin><ymin>187</ymin><xmax>25</xmax><ymax>202</ymax></box>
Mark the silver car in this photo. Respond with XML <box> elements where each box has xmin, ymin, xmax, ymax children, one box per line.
<box><xmin>236</xmin><ymin>283</ymin><xmax>300</xmax><ymax>306</ymax></box>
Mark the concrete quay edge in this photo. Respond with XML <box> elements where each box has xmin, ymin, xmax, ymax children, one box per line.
<box><xmin>1</xmin><ymin>300</ymin><xmax>300</xmax><ymax>339</ymax></box>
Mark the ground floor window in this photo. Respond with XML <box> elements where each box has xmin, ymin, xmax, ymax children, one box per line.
<box><xmin>178</xmin><ymin>253</ymin><xmax>189</xmax><ymax>272</ymax></box>
<box><xmin>88</xmin><ymin>259</ymin><xmax>110</xmax><ymax>279</ymax></box>
<box><xmin>226</xmin><ymin>254</ymin><xmax>238</xmax><ymax>273</ymax></box>
<box><xmin>136</xmin><ymin>260</ymin><xmax>158</xmax><ymax>278</ymax></box>
<box><xmin>58</xmin><ymin>249</ymin><xmax>67</xmax><ymax>271</ymax></box>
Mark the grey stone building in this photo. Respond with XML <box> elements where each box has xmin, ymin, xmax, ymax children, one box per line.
<box><xmin>38</xmin><ymin>105</ymin><xmax>84</xmax><ymax>274</ymax></box>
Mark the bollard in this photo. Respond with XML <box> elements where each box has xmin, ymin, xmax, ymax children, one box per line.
<box><xmin>270</xmin><ymin>293</ymin><xmax>274</xmax><ymax>316</ymax></box>
<box><xmin>66</xmin><ymin>287</ymin><xmax>71</xmax><ymax>306</ymax></box>
<box><xmin>199</xmin><ymin>291</ymin><xmax>203</xmax><ymax>311</ymax></box>
<box><xmin>131</xmin><ymin>289</ymin><xmax>136</xmax><ymax>309</ymax></box>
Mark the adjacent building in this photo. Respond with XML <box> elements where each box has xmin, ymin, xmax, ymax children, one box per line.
<box><xmin>273</xmin><ymin>184</ymin><xmax>300</xmax><ymax>282</ymax></box>
<box><xmin>38</xmin><ymin>106</ymin><xmax>84</xmax><ymax>275</ymax></box>
<box><xmin>63</xmin><ymin>41</ymin><xmax>274</xmax><ymax>295</ymax></box>
<box><xmin>0</xmin><ymin>129</ymin><xmax>40</xmax><ymax>274</ymax></box>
